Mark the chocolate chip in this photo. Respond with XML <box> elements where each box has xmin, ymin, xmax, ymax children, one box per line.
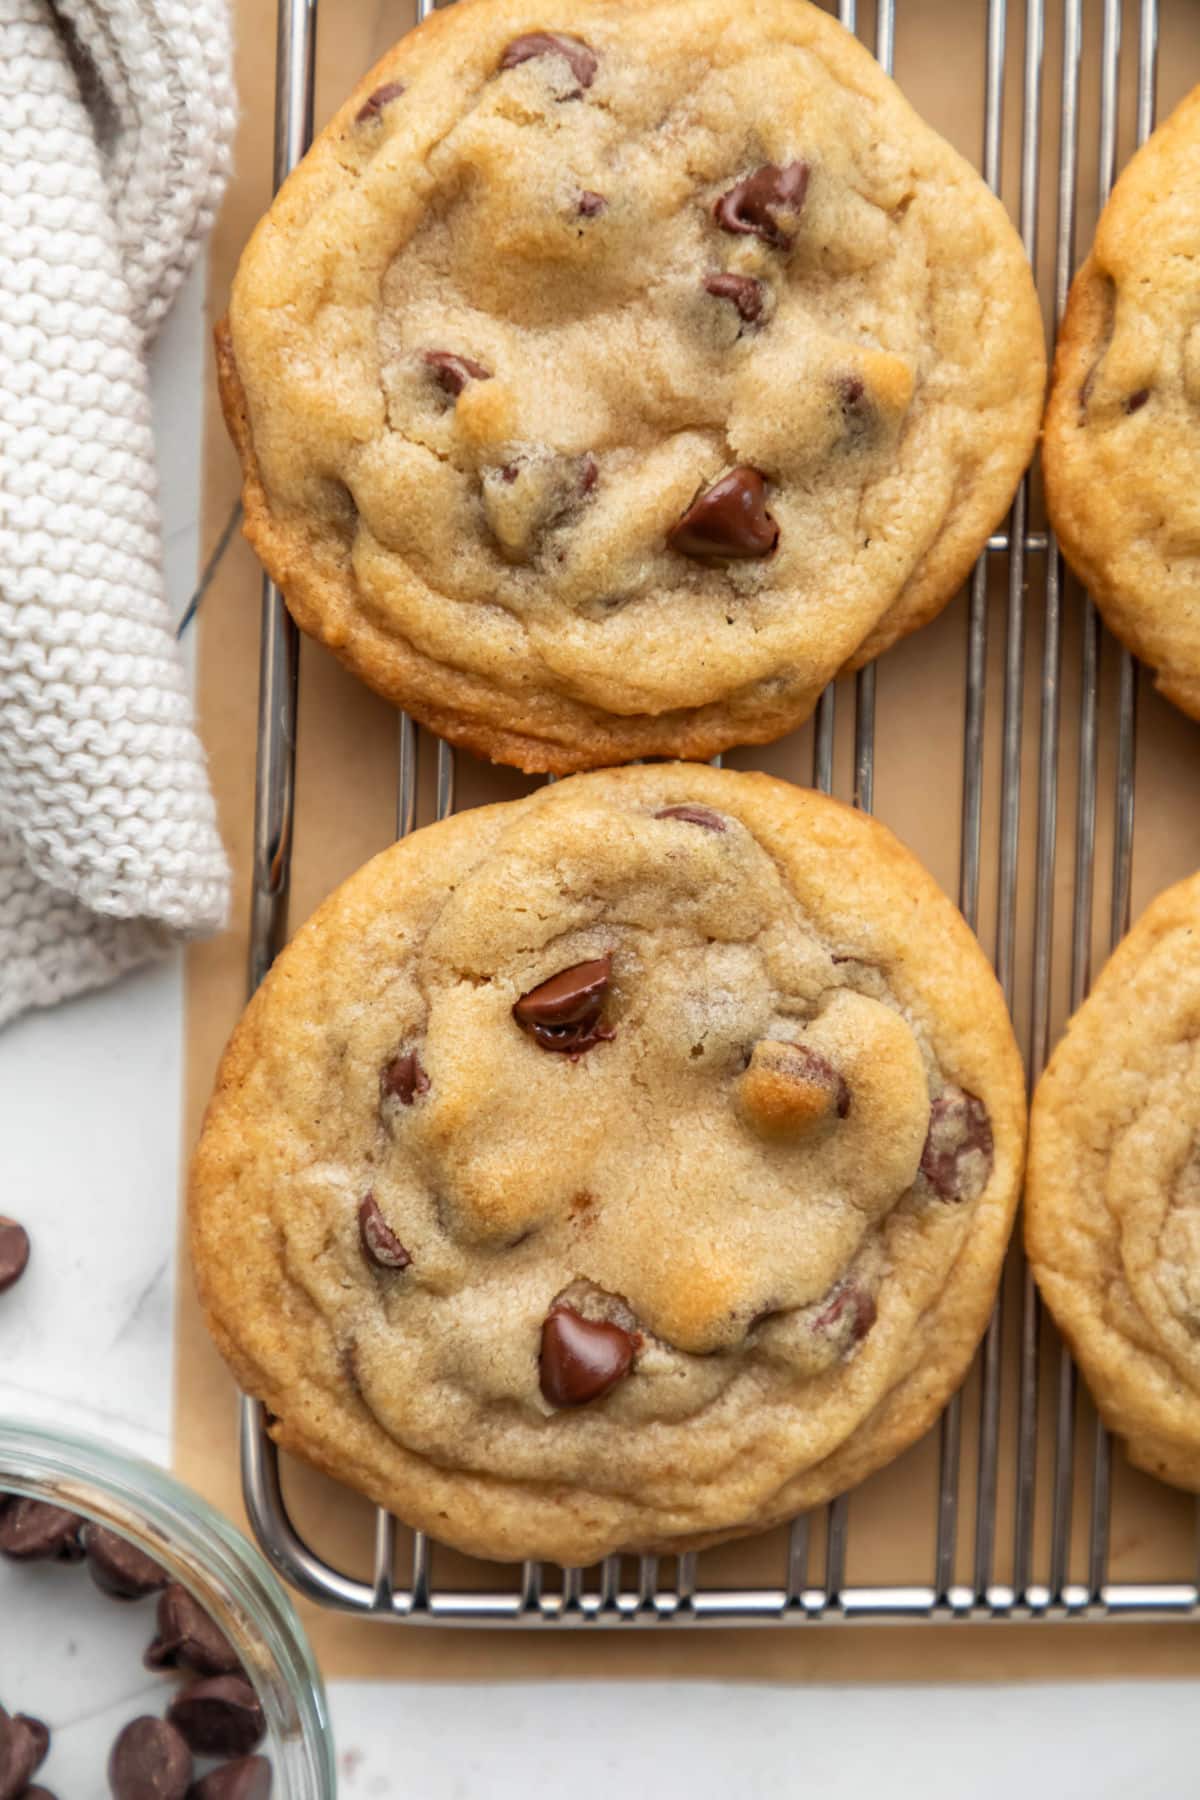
<box><xmin>0</xmin><ymin>1712</ymin><xmax>40</xmax><ymax>1800</ymax></box>
<box><xmin>578</xmin><ymin>452</ymin><xmax>599</xmax><ymax>494</ymax></box>
<box><xmin>423</xmin><ymin>350</ymin><xmax>491</xmax><ymax>397</ymax></box>
<box><xmin>354</xmin><ymin>80</ymin><xmax>405</xmax><ymax>123</ymax></box>
<box><xmin>23</xmin><ymin>1789</ymin><xmax>58</xmax><ymax>1799</ymax></box>
<box><xmin>0</xmin><ymin>1218</ymin><xmax>29</xmax><ymax>1295</ymax></box>
<box><xmin>82</xmin><ymin>1522</ymin><xmax>169</xmax><ymax>1600</ymax></box>
<box><xmin>167</xmin><ymin>1679</ymin><xmax>265</xmax><ymax>1760</ymax></box>
<box><xmin>187</xmin><ymin>1758</ymin><xmax>273</xmax><ymax>1800</ymax></box>
<box><xmin>714</xmin><ymin>162</ymin><xmax>809</xmax><ymax>248</ymax></box>
<box><xmin>920</xmin><ymin>1087</ymin><xmax>994</xmax><ymax>1202</ymax></box>
<box><xmin>654</xmin><ymin>804</ymin><xmax>726</xmax><ymax>831</ymax></box>
<box><xmin>499</xmin><ymin>31</ymin><xmax>597</xmax><ymax>92</ymax></box>
<box><xmin>0</xmin><ymin>1499</ymin><xmax>83</xmax><ymax>1563</ymax></box>
<box><xmin>540</xmin><ymin>1304</ymin><xmax>637</xmax><ymax>1406</ymax></box>
<box><xmin>108</xmin><ymin>1717</ymin><xmax>193</xmax><ymax>1800</ymax></box>
<box><xmin>145</xmin><ymin>1584</ymin><xmax>241</xmax><ymax>1678</ymax></box>
<box><xmin>358</xmin><ymin>1195</ymin><xmax>412</xmax><ymax>1271</ymax></box>
<box><xmin>703</xmin><ymin>272</ymin><xmax>764</xmax><ymax>324</ymax></box>
<box><xmin>577</xmin><ymin>190</ymin><xmax>606</xmax><ymax>217</ymax></box>
<box><xmin>667</xmin><ymin>467</ymin><xmax>778</xmax><ymax>562</ymax></box>
<box><xmin>380</xmin><ymin>1049</ymin><xmax>429</xmax><ymax>1105</ymax></box>
<box><xmin>814</xmin><ymin>1282</ymin><xmax>877</xmax><ymax>1343</ymax></box>
<box><xmin>1126</xmin><ymin>387</ymin><xmax>1150</xmax><ymax>413</ymax></box>
<box><xmin>17</xmin><ymin>1715</ymin><xmax>49</xmax><ymax>1773</ymax></box>
<box><xmin>513</xmin><ymin>956</ymin><xmax>614</xmax><ymax>1056</ymax></box>
<box><xmin>740</xmin><ymin>1040</ymin><xmax>850</xmax><ymax>1136</ymax></box>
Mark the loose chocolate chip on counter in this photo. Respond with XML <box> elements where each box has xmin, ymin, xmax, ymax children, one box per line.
<box><xmin>919</xmin><ymin>1087</ymin><xmax>994</xmax><ymax>1202</ymax></box>
<box><xmin>0</xmin><ymin>1499</ymin><xmax>84</xmax><ymax>1563</ymax></box>
<box><xmin>512</xmin><ymin>956</ymin><xmax>614</xmax><ymax>1056</ymax></box>
<box><xmin>167</xmin><ymin>1678</ymin><xmax>266</xmax><ymax>1760</ymax></box>
<box><xmin>1126</xmin><ymin>387</ymin><xmax>1150</xmax><ymax>413</ymax></box>
<box><xmin>499</xmin><ymin>31</ymin><xmax>597</xmax><ymax>92</ymax></box>
<box><xmin>108</xmin><ymin>1717</ymin><xmax>193</xmax><ymax>1800</ymax></box>
<box><xmin>0</xmin><ymin>1711</ymin><xmax>40</xmax><ymax>1800</ymax></box>
<box><xmin>654</xmin><ymin>804</ymin><xmax>727</xmax><ymax>831</ymax></box>
<box><xmin>83</xmin><ymin>1523</ymin><xmax>169</xmax><ymax>1601</ymax></box>
<box><xmin>703</xmin><ymin>272</ymin><xmax>764</xmax><ymax>324</ymax></box>
<box><xmin>380</xmin><ymin>1049</ymin><xmax>429</xmax><ymax>1106</ymax></box>
<box><xmin>667</xmin><ymin>467</ymin><xmax>778</xmax><ymax>563</ymax></box>
<box><xmin>577</xmin><ymin>190</ymin><xmax>607</xmax><ymax>217</ymax></box>
<box><xmin>145</xmin><ymin>1584</ymin><xmax>241</xmax><ymax>1679</ymax></box>
<box><xmin>354</xmin><ymin>80</ymin><xmax>405</xmax><ymax>123</ymax></box>
<box><xmin>358</xmin><ymin>1195</ymin><xmax>412</xmax><ymax>1271</ymax></box>
<box><xmin>540</xmin><ymin>1304</ymin><xmax>638</xmax><ymax>1406</ymax></box>
<box><xmin>423</xmin><ymin>350</ymin><xmax>491</xmax><ymax>397</ymax></box>
<box><xmin>714</xmin><ymin>161</ymin><xmax>809</xmax><ymax>248</ymax></box>
<box><xmin>814</xmin><ymin>1282</ymin><xmax>877</xmax><ymax>1343</ymax></box>
<box><xmin>187</xmin><ymin>1757</ymin><xmax>273</xmax><ymax>1800</ymax></box>
<box><xmin>0</xmin><ymin>1218</ymin><xmax>29</xmax><ymax>1295</ymax></box>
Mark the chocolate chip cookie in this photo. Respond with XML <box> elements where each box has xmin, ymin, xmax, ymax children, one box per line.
<box><xmin>190</xmin><ymin>766</ymin><xmax>1026</xmax><ymax>1563</ymax></box>
<box><xmin>218</xmin><ymin>0</ymin><xmax>1045</xmax><ymax>772</ymax></box>
<box><xmin>1027</xmin><ymin>872</ymin><xmax>1200</xmax><ymax>1493</ymax></box>
<box><xmin>1043</xmin><ymin>85</ymin><xmax>1200</xmax><ymax>721</ymax></box>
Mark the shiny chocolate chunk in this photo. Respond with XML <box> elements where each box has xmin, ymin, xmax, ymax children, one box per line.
<box><xmin>145</xmin><ymin>1583</ymin><xmax>241</xmax><ymax>1678</ymax></box>
<box><xmin>0</xmin><ymin>1711</ymin><xmax>41</xmax><ymax>1799</ymax></box>
<box><xmin>513</xmin><ymin>956</ymin><xmax>614</xmax><ymax>1056</ymax></box>
<box><xmin>358</xmin><ymin>1195</ymin><xmax>412</xmax><ymax>1271</ymax></box>
<box><xmin>540</xmin><ymin>1304</ymin><xmax>637</xmax><ymax>1406</ymax></box>
<box><xmin>667</xmin><ymin>467</ymin><xmax>778</xmax><ymax>562</ymax></box>
<box><xmin>499</xmin><ymin>31</ymin><xmax>597</xmax><ymax>92</ymax></box>
<box><xmin>187</xmin><ymin>1758</ymin><xmax>273</xmax><ymax>1800</ymax></box>
<box><xmin>0</xmin><ymin>1217</ymin><xmax>29</xmax><ymax>1295</ymax></box>
<box><xmin>1126</xmin><ymin>387</ymin><xmax>1150</xmax><ymax>413</ymax></box>
<box><xmin>82</xmin><ymin>1522</ymin><xmax>168</xmax><ymax>1601</ymax></box>
<box><xmin>577</xmin><ymin>189</ymin><xmax>607</xmax><ymax>217</ymax></box>
<box><xmin>814</xmin><ymin>1281</ymin><xmax>877</xmax><ymax>1343</ymax></box>
<box><xmin>703</xmin><ymin>271</ymin><xmax>764</xmax><ymax>324</ymax></box>
<box><xmin>380</xmin><ymin>1049</ymin><xmax>429</xmax><ymax>1106</ymax></box>
<box><xmin>714</xmin><ymin>161</ymin><xmax>809</xmax><ymax>248</ymax></box>
<box><xmin>354</xmin><ymin>80</ymin><xmax>405</xmax><ymax>123</ymax></box>
<box><xmin>0</xmin><ymin>1498</ymin><xmax>83</xmax><ymax>1562</ymax></box>
<box><xmin>920</xmin><ymin>1087</ymin><xmax>993</xmax><ymax>1202</ymax></box>
<box><xmin>167</xmin><ymin>1678</ymin><xmax>265</xmax><ymax>1760</ymax></box>
<box><xmin>654</xmin><ymin>804</ymin><xmax>726</xmax><ymax>831</ymax></box>
<box><xmin>108</xmin><ymin>1717</ymin><xmax>192</xmax><ymax>1800</ymax></box>
<box><xmin>424</xmin><ymin>350</ymin><xmax>491</xmax><ymax>397</ymax></box>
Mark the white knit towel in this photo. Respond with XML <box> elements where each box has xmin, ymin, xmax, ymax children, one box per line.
<box><xmin>0</xmin><ymin>0</ymin><xmax>234</xmax><ymax>1029</ymax></box>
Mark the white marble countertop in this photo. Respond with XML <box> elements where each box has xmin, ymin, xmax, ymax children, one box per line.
<box><xmin>1</xmin><ymin>265</ymin><xmax>1196</xmax><ymax>1800</ymax></box>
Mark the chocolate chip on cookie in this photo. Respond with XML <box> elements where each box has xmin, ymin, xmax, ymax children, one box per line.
<box><xmin>739</xmin><ymin>1041</ymin><xmax>851</xmax><ymax>1136</ymax></box>
<box><xmin>498</xmin><ymin>31</ymin><xmax>597</xmax><ymax>94</ymax></box>
<box><xmin>703</xmin><ymin>272</ymin><xmax>764</xmax><ymax>324</ymax></box>
<box><xmin>1125</xmin><ymin>386</ymin><xmax>1150</xmax><ymax>414</ymax></box>
<box><xmin>423</xmin><ymin>350</ymin><xmax>491</xmax><ymax>397</ymax></box>
<box><xmin>358</xmin><ymin>1195</ymin><xmax>412</xmax><ymax>1271</ymax></box>
<box><xmin>354</xmin><ymin>81</ymin><xmax>405</xmax><ymax>124</ymax></box>
<box><xmin>380</xmin><ymin>1049</ymin><xmax>429</xmax><ymax>1106</ymax></box>
<box><xmin>714</xmin><ymin>162</ymin><xmax>809</xmax><ymax>247</ymax></box>
<box><xmin>814</xmin><ymin>1281</ymin><xmax>877</xmax><ymax>1345</ymax></box>
<box><xmin>668</xmin><ymin>468</ymin><xmax>778</xmax><ymax>563</ymax></box>
<box><xmin>540</xmin><ymin>1304</ymin><xmax>638</xmax><ymax>1406</ymax></box>
<box><xmin>654</xmin><ymin>804</ymin><xmax>727</xmax><ymax>831</ymax></box>
<box><xmin>513</xmin><ymin>956</ymin><xmax>614</xmax><ymax>1056</ymax></box>
<box><xmin>919</xmin><ymin>1087</ymin><xmax>994</xmax><ymax>1202</ymax></box>
<box><xmin>577</xmin><ymin>190</ymin><xmax>607</xmax><ymax>217</ymax></box>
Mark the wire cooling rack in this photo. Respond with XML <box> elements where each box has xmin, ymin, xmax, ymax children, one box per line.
<box><xmin>237</xmin><ymin>0</ymin><xmax>1200</xmax><ymax>1625</ymax></box>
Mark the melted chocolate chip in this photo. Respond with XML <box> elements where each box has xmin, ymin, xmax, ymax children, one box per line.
<box><xmin>0</xmin><ymin>1498</ymin><xmax>83</xmax><ymax>1562</ymax></box>
<box><xmin>0</xmin><ymin>1217</ymin><xmax>29</xmax><ymax>1295</ymax></box>
<box><xmin>703</xmin><ymin>272</ymin><xmax>764</xmax><ymax>324</ymax></box>
<box><xmin>667</xmin><ymin>467</ymin><xmax>778</xmax><ymax>562</ymax></box>
<box><xmin>499</xmin><ymin>31</ymin><xmax>597</xmax><ymax>92</ymax></box>
<box><xmin>654</xmin><ymin>804</ymin><xmax>727</xmax><ymax>831</ymax></box>
<box><xmin>920</xmin><ymin>1087</ymin><xmax>994</xmax><ymax>1202</ymax></box>
<box><xmin>1126</xmin><ymin>387</ymin><xmax>1150</xmax><ymax>413</ymax></box>
<box><xmin>358</xmin><ymin>1195</ymin><xmax>412</xmax><ymax>1271</ymax></box>
<box><xmin>145</xmin><ymin>1583</ymin><xmax>242</xmax><ymax>1678</ymax></box>
<box><xmin>578</xmin><ymin>190</ymin><xmax>607</xmax><ymax>217</ymax></box>
<box><xmin>423</xmin><ymin>350</ymin><xmax>491</xmax><ymax>397</ymax></box>
<box><xmin>108</xmin><ymin>1717</ymin><xmax>192</xmax><ymax>1800</ymax></box>
<box><xmin>354</xmin><ymin>81</ymin><xmax>405</xmax><ymax>123</ymax></box>
<box><xmin>814</xmin><ymin>1282</ymin><xmax>877</xmax><ymax>1343</ymax></box>
<box><xmin>167</xmin><ymin>1678</ymin><xmax>265</xmax><ymax>1760</ymax></box>
<box><xmin>0</xmin><ymin>1711</ymin><xmax>41</xmax><ymax>1798</ymax></box>
<box><xmin>714</xmin><ymin>162</ymin><xmax>809</xmax><ymax>248</ymax></box>
<box><xmin>540</xmin><ymin>1304</ymin><xmax>637</xmax><ymax>1406</ymax></box>
<box><xmin>381</xmin><ymin>1049</ymin><xmax>429</xmax><ymax>1105</ymax></box>
<box><xmin>82</xmin><ymin>1522</ymin><xmax>168</xmax><ymax>1600</ymax></box>
<box><xmin>187</xmin><ymin>1758</ymin><xmax>273</xmax><ymax>1800</ymax></box>
<box><xmin>513</xmin><ymin>956</ymin><xmax>614</xmax><ymax>1056</ymax></box>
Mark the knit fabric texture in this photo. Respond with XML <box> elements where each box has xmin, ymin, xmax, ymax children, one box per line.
<box><xmin>0</xmin><ymin>0</ymin><xmax>234</xmax><ymax>1029</ymax></box>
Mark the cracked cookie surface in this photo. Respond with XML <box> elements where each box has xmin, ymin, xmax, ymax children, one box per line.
<box><xmin>190</xmin><ymin>765</ymin><xmax>1025</xmax><ymax>1563</ymax></box>
<box><xmin>1027</xmin><ymin>871</ymin><xmax>1200</xmax><ymax>1494</ymax></box>
<box><xmin>1043</xmin><ymin>85</ymin><xmax>1200</xmax><ymax>721</ymax></box>
<box><xmin>219</xmin><ymin>0</ymin><xmax>1044</xmax><ymax>772</ymax></box>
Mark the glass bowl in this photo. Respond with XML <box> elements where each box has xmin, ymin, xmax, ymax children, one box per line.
<box><xmin>0</xmin><ymin>1420</ymin><xmax>335</xmax><ymax>1798</ymax></box>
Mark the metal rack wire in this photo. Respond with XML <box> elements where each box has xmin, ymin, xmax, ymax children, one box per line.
<box><xmin>236</xmin><ymin>0</ymin><xmax>1200</xmax><ymax>1625</ymax></box>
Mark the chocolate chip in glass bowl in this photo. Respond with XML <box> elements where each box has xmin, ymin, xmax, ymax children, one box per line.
<box><xmin>667</xmin><ymin>468</ymin><xmax>778</xmax><ymax>562</ymax></box>
<box><xmin>108</xmin><ymin>1716</ymin><xmax>193</xmax><ymax>1800</ymax></box>
<box><xmin>166</xmin><ymin>1677</ymin><xmax>266</xmax><ymax>1760</ymax></box>
<box><xmin>512</xmin><ymin>956</ymin><xmax>614</xmax><ymax>1057</ymax></box>
<box><xmin>187</xmin><ymin>1757</ymin><xmax>273</xmax><ymax>1800</ymax></box>
<box><xmin>0</xmin><ymin>1498</ymin><xmax>84</xmax><ymax>1563</ymax></box>
<box><xmin>82</xmin><ymin>1522</ymin><xmax>169</xmax><ymax>1601</ymax></box>
<box><xmin>23</xmin><ymin>1789</ymin><xmax>59</xmax><ymax>1800</ymax></box>
<box><xmin>714</xmin><ymin>161</ymin><xmax>809</xmax><ymax>247</ymax></box>
<box><xmin>539</xmin><ymin>1304</ymin><xmax>638</xmax><ymax>1406</ymax></box>
<box><xmin>145</xmin><ymin>1584</ymin><xmax>242</xmax><ymax>1679</ymax></box>
<box><xmin>16</xmin><ymin>1714</ymin><xmax>49</xmax><ymax>1773</ymax></box>
<box><xmin>0</xmin><ymin>1709</ymin><xmax>43</xmax><ymax>1799</ymax></box>
<box><xmin>0</xmin><ymin>1218</ymin><xmax>29</xmax><ymax>1295</ymax></box>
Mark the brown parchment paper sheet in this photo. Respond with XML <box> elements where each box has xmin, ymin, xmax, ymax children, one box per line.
<box><xmin>179</xmin><ymin>0</ymin><xmax>1200</xmax><ymax>1679</ymax></box>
